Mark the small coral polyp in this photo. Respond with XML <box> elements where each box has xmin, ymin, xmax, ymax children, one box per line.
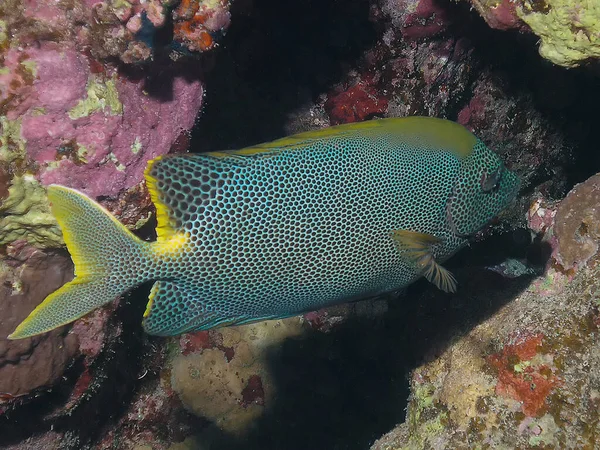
<box><xmin>173</xmin><ymin>0</ymin><xmax>232</xmax><ymax>52</ymax></box>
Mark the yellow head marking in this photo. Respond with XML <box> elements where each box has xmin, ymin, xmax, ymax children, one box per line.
<box><xmin>204</xmin><ymin>117</ymin><xmax>477</xmax><ymax>160</ymax></box>
<box><xmin>378</xmin><ymin>117</ymin><xmax>477</xmax><ymax>159</ymax></box>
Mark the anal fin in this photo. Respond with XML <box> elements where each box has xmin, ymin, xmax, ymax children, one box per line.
<box><xmin>143</xmin><ymin>281</ymin><xmax>292</xmax><ymax>336</ymax></box>
<box><xmin>391</xmin><ymin>229</ymin><xmax>457</xmax><ymax>293</ymax></box>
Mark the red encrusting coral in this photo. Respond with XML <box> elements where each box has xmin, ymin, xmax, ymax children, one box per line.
<box><xmin>180</xmin><ymin>331</ymin><xmax>212</xmax><ymax>356</ymax></box>
<box><xmin>401</xmin><ymin>0</ymin><xmax>448</xmax><ymax>39</ymax></box>
<box><xmin>240</xmin><ymin>375</ymin><xmax>265</xmax><ymax>408</ymax></box>
<box><xmin>173</xmin><ymin>0</ymin><xmax>232</xmax><ymax>52</ymax></box>
<box><xmin>487</xmin><ymin>333</ymin><xmax>561</xmax><ymax>417</ymax></box>
<box><xmin>325</xmin><ymin>79</ymin><xmax>388</xmax><ymax>125</ymax></box>
<box><xmin>179</xmin><ymin>330</ymin><xmax>235</xmax><ymax>361</ymax></box>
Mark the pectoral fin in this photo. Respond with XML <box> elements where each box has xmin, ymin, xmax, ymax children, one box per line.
<box><xmin>391</xmin><ymin>229</ymin><xmax>457</xmax><ymax>293</ymax></box>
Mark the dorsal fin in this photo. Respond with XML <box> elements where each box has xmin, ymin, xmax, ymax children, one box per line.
<box><xmin>207</xmin><ymin>117</ymin><xmax>477</xmax><ymax>160</ymax></box>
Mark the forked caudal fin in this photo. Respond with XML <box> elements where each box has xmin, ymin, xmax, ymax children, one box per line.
<box><xmin>8</xmin><ymin>185</ymin><xmax>154</xmax><ymax>340</ymax></box>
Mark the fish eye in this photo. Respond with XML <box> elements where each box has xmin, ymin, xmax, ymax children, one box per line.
<box><xmin>480</xmin><ymin>166</ymin><xmax>502</xmax><ymax>193</ymax></box>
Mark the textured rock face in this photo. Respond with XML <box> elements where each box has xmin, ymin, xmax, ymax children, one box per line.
<box><xmin>0</xmin><ymin>247</ymin><xmax>78</xmax><ymax>400</ymax></box>
<box><xmin>373</xmin><ymin>268</ymin><xmax>600</xmax><ymax>449</ymax></box>
<box><xmin>0</xmin><ymin>0</ymin><xmax>205</xmax><ymax>249</ymax></box>
<box><xmin>371</xmin><ymin>174</ymin><xmax>600</xmax><ymax>449</ymax></box>
<box><xmin>466</xmin><ymin>0</ymin><xmax>600</xmax><ymax>68</ymax></box>
<box><xmin>0</xmin><ymin>0</ymin><xmax>208</xmax><ymax>445</ymax></box>
<box><xmin>553</xmin><ymin>173</ymin><xmax>600</xmax><ymax>271</ymax></box>
<box><xmin>168</xmin><ymin>303</ymin><xmax>385</xmax><ymax>435</ymax></box>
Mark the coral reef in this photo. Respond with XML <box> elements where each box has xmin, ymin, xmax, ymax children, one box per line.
<box><xmin>0</xmin><ymin>0</ymin><xmax>209</xmax><ymax>444</ymax></box>
<box><xmin>173</xmin><ymin>0</ymin><xmax>232</xmax><ymax>53</ymax></box>
<box><xmin>467</xmin><ymin>0</ymin><xmax>600</xmax><ymax>68</ymax></box>
<box><xmin>456</xmin><ymin>74</ymin><xmax>568</xmax><ymax>197</ymax></box>
<box><xmin>553</xmin><ymin>173</ymin><xmax>600</xmax><ymax>271</ymax></box>
<box><xmin>517</xmin><ymin>0</ymin><xmax>600</xmax><ymax>68</ymax></box>
<box><xmin>2</xmin><ymin>0</ymin><xmax>599</xmax><ymax>448</ymax></box>
<box><xmin>0</xmin><ymin>245</ymin><xmax>77</xmax><ymax>403</ymax></box>
<box><xmin>320</xmin><ymin>0</ymin><xmax>569</xmax><ymax>206</ymax></box>
<box><xmin>0</xmin><ymin>1</ymin><xmax>208</xmax><ymax>248</ymax></box>
<box><xmin>371</xmin><ymin>175</ymin><xmax>600</xmax><ymax>449</ymax></box>
<box><xmin>169</xmin><ymin>319</ymin><xmax>306</xmax><ymax>434</ymax></box>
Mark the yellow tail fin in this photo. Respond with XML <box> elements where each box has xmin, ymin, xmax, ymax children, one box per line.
<box><xmin>8</xmin><ymin>185</ymin><xmax>152</xmax><ymax>340</ymax></box>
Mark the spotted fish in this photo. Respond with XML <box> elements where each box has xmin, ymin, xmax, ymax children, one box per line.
<box><xmin>9</xmin><ymin>117</ymin><xmax>520</xmax><ymax>339</ymax></box>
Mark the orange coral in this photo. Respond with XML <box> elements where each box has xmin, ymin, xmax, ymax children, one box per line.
<box><xmin>173</xmin><ymin>0</ymin><xmax>231</xmax><ymax>52</ymax></box>
<box><xmin>488</xmin><ymin>333</ymin><xmax>562</xmax><ymax>417</ymax></box>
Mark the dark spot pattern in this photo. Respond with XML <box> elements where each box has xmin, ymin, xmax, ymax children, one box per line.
<box><xmin>143</xmin><ymin>128</ymin><xmax>520</xmax><ymax>336</ymax></box>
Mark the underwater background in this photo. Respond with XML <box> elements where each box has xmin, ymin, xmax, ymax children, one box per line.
<box><xmin>0</xmin><ymin>0</ymin><xmax>599</xmax><ymax>449</ymax></box>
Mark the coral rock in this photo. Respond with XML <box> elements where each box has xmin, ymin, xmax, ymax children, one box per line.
<box><xmin>517</xmin><ymin>0</ymin><xmax>600</xmax><ymax>68</ymax></box>
<box><xmin>371</xmin><ymin>216</ymin><xmax>600</xmax><ymax>449</ymax></box>
<box><xmin>553</xmin><ymin>173</ymin><xmax>600</xmax><ymax>271</ymax></box>
<box><xmin>469</xmin><ymin>0</ymin><xmax>529</xmax><ymax>31</ymax></box>
<box><xmin>0</xmin><ymin>247</ymin><xmax>78</xmax><ymax>400</ymax></box>
<box><xmin>170</xmin><ymin>319</ymin><xmax>305</xmax><ymax>434</ymax></box>
<box><xmin>467</xmin><ymin>0</ymin><xmax>600</xmax><ymax>68</ymax></box>
<box><xmin>0</xmin><ymin>1</ymin><xmax>205</xmax><ymax>248</ymax></box>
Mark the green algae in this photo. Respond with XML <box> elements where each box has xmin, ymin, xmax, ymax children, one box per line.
<box><xmin>0</xmin><ymin>116</ymin><xmax>26</xmax><ymax>164</ymax></box>
<box><xmin>0</xmin><ymin>175</ymin><xmax>63</xmax><ymax>248</ymax></box>
<box><xmin>527</xmin><ymin>414</ymin><xmax>560</xmax><ymax>447</ymax></box>
<box><xmin>21</xmin><ymin>59</ymin><xmax>37</xmax><ymax>78</ymax></box>
<box><xmin>399</xmin><ymin>381</ymin><xmax>452</xmax><ymax>449</ymax></box>
<box><xmin>131</xmin><ymin>137</ymin><xmax>142</xmax><ymax>154</ymax></box>
<box><xmin>518</xmin><ymin>0</ymin><xmax>600</xmax><ymax>68</ymax></box>
<box><xmin>0</xmin><ymin>20</ymin><xmax>7</xmax><ymax>47</ymax></box>
<box><xmin>68</xmin><ymin>75</ymin><xmax>123</xmax><ymax>119</ymax></box>
<box><xmin>105</xmin><ymin>152</ymin><xmax>126</xmax><ymax>171</ymax></box>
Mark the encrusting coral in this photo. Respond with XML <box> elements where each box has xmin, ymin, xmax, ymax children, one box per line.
<box><xmin>467</xmin><ymin>0</ymin><xmax>600</xmax><ymax>68</ymax></box>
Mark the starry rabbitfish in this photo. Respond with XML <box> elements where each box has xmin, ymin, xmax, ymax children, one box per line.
<box><xmin>9</xmin><ymin>117</ymin><xmax>520</xmax><ymax>339</ymax></box>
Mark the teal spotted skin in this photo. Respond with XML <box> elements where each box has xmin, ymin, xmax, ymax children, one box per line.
<box><xmin>9</xmin><ymin>117</ymin><xmax>520</xmax><ymax>340</ymax></box>
<box><xmin>142</xmin><ymin>118</ymin><xmax>520</xmax><ymax>335</ymax></box>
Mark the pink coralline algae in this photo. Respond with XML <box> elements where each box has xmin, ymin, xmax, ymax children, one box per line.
<box><xmin>0</xmin><ymin>0</ymin><xmax>206</xmax><ymax>249</ymax></box>
<box><xmin>7</xmin><ymin>42</ymin><xmax>203</xmax><ymax>200</ymax></box>
<box><xmin>325</xmin><ymin>77</ymin><xmax>389</xmax><ymax>125</ymax></box>
<box><xmin>23</xmin><ymin>54</ymin><xmax>203</xmax><ymax>199</ymax></box>
<box><xmin>380</xmin><ymin>0</ymin><xmax>449</xmax><ymax>39</ymax></box>
<box><xmin>469</xmin><ymin>0</ymin><xmax>529</xmax><ymax>31</ymax></box>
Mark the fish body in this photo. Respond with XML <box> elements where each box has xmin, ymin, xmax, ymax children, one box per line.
<box><xmin>9</xmin><ymin>117</ymin><xmax>520</xmax><ymax>339</ymax></box>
